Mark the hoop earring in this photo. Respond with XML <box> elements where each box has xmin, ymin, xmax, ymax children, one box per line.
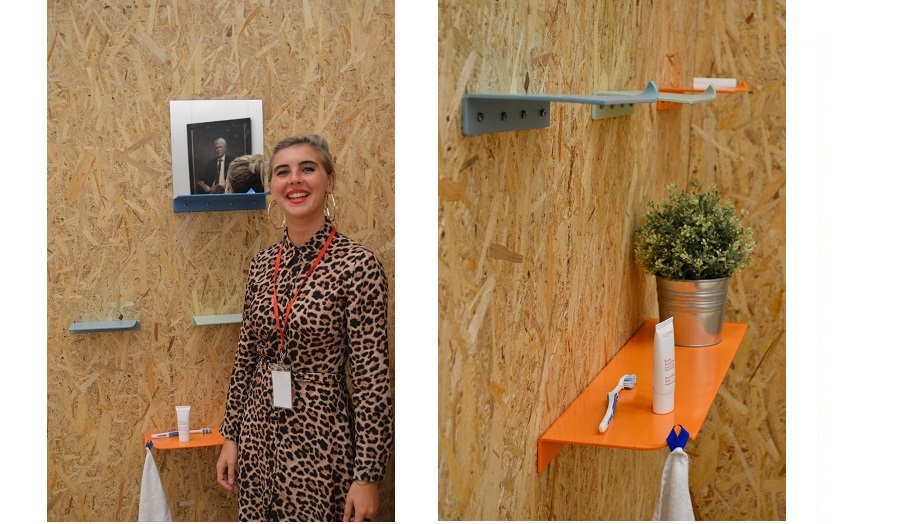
<box><xmin>267</xmin><ymin>199</ymin><xmax>285</xmax><ymax>229</ymax></box>
<box><xmin>324</xmin><ymin>193</ymin><xmax>337</xmax><ymax>223</ymax></box>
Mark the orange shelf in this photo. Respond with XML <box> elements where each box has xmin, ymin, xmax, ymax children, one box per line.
<box><xmin>144</xmin><ymin>428</ymin><xmax>225</xmax><ymax>450</ymax></box>
<box><xmin>537</xmin><ymin>319</ymin><xmax>746</xmax><ymax>473</ymax></box>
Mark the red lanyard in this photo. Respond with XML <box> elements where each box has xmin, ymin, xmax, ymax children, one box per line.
<box><xmin>271</xmin><ymin>226</ymin><xmax>337</xmax><ymax>350</ymax></box>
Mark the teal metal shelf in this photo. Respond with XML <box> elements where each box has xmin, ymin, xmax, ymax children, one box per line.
<box><xmin>462</xmin><ymin>81</ymin><xmax>659</xmax><ymax>136</ymax></box>
<box><xmin>193</xmin><ymin>314</ymin><xmax>242</xmax><ymax>326</ymax></box>
<box><xmin>657</xmin><ymin>84</ymin><xmax>716</xmax><ymax>105</ymax></box>
<box><xmin>69</xmin><ymin>320</ymin><xmax>140</xmax><ymax>333</ymax></box>
<box><xmin>173</xmin><ymin>193</ymin><xmax>266</xmax><ymax>213</ymax></box>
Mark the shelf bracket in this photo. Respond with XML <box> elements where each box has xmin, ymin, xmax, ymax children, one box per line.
<box><xmin>69</xmin><ymin>319</ymin><xmax>140</xmax><ymax>333</ymax></box>
<box><xmin>462</xmin><ymin>81</ymin><xmax>659</xmax><ymax>136</ymax></box>
<box><xmin>537</xmin><ymin>441</ymin><xmax>566</xmax><ymax>474</ymax></box>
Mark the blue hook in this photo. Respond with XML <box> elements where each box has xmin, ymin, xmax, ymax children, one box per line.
<box><xmin>666</xmin><ymin>425</ymin><xmax>690</xmax><ymax>451</ymax></box>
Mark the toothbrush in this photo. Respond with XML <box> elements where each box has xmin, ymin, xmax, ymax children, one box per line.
<box><xmin>598</xmin><ymin>374</ymin><xmax>637</xmax><ymax>433</ymax></box>
<box><xmin>150</xmin><ymin>428</ymin><xmax>212</xmax><ymax>438</ymax></box>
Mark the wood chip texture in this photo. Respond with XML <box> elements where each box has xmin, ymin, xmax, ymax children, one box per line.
<box><xmin>438</xmin><ymin>0</ymin><xmax>785</xmax><ymax>520</ymax></box>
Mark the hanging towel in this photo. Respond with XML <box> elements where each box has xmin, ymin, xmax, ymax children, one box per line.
<box><xmin>652</xmin><ymin>426</ymin><xmax>695</xmax><ymax>521</ymax></box>
<box><xmin>139</xmin><ymin>442</ymin><xmax>173</xmax><ymax>522</ymax></box>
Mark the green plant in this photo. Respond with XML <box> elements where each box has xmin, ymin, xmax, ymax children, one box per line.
<box><xmin>634</xmin><ymin>182</ymin><xmax>755</xmax><ymax>280</ymax></box>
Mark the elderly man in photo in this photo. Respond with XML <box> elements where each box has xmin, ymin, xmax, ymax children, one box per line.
<box><xmin>197</xmin><ymin>137</ymin><xmax>235</xmax><ymax>194</ymax></box>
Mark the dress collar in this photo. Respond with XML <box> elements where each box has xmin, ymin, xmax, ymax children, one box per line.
<box><xmin>279</xmin><ymin>221</ymin><xmax>335</xmax><ymax>265</ymax></box>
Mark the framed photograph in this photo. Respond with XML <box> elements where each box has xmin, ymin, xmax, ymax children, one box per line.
<box><xmin>169</xmin><ymin>100</ymin><xmax>265</xmax><ymax>212</ymax></box>
<box><xmin>187</xmin><ymin>117</ymin><xmax>252</xmax><ymax>195</ymax></box>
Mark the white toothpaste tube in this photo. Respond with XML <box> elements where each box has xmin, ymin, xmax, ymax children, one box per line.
<box><xmin>653</xmin><ymin>318</ymin><xmax>675</xmax><ymax>414</ymax></box>
<box><xmin>175</xmin><ymin>405</ymin><xmax>191</xmax><ymax>442</ymax></box>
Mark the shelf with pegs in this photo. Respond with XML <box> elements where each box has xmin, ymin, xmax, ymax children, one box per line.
<box><xmin>536</xmin><ymin>319</ymin><xmax>746</xmax><ymax>473</ymax></box>
<box><xmin>462</xmin><ymin>81</ymin><xmax>659</xmax><ymax>136</ymax></box>
<box><xmin>173</xmin><ymin>192</ymin><xmax>267</xmax><ymax>213</ymax></box>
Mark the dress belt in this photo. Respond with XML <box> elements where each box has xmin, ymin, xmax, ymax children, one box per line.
<box><xmin>259</xmin><ymin>360</ymin><xmax>344</xmax><ymax>385</ymax></box>
<box><xmin>295</xmin><ymin>372</ymin><xmax>345</xmax><ymax>385</ymax></box>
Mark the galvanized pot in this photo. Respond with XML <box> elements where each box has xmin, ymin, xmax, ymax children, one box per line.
<box><xmin>656</xmin><ymin>276</ymin><xmax>729</xmax><ymax>347</ymax></box>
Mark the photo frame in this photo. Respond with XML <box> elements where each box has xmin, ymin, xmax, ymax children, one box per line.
<box><xmin>169</xmin><ymin>100</ymin><xmax>265</xmax><ymax>212</ymax></box>
<box><xmin>187</xmin><ymin>117</ymin><xmax>252</xmax><ymax>195</ymax></box>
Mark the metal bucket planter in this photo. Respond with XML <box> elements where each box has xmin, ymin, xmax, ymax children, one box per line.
<box><xmin>656</xmin><ymin>276</ymin><xmax>729</xmax><ymax>347</ymax></box>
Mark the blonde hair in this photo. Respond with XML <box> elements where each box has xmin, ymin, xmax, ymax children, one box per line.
<box><xmin>226</xmin><ymin>154</ymin><xmax>265</xmax><ymax>193</ymax></box>
<box><xmin>266</xmin><ymin>134</ymin><xmax>335</xmax><ymax>187</ymax></box>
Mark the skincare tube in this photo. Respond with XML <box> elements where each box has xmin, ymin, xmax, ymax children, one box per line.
<box><xmin>653</xmin><ymin>318</ymin><xmax>675</xmax><ymax>414</ymax></box>
<box><xmin>175</xmin><ymin>406</ymin><xmax>191</xmax><ymax>442</ymax></box>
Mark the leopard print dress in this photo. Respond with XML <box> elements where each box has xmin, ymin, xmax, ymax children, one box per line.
<box><xmin>219</xmin><ymin>222</ymin><xmax>393</xmax><ymax>521</ymax></box>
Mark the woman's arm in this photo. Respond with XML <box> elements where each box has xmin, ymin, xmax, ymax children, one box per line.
<box><xmin>216</xmin><ymin>438</ymin><xmax>239</xmax><ymax>491</ymax></box>
<box><xmin>216</xmin><ymin>254</ymin><xmax>263</xmax><ymax>488</ymax></box>
<box><xmin>345</xmin><ymin>250</ymin><xmax>394</xmax><ymax>483</ymax></box>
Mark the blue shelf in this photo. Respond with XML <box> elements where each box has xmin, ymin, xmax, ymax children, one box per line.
<box><xmin>69</xmin><ymin>320</ymin><xmax>140</xmax><ymax>333</ymax></box>
<box><xmin>173</xmin><ymin>193</ymin><xmax>266</xmax><ymax>213</ymax></box>
<box><xmin>193</xmin><ymin>314</ymin><xmax>242</xmax><ymax>326</ymax></box>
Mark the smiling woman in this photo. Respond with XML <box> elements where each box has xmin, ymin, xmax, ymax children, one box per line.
<box><xmin>268</xmin><ymin>137</ymin><xmax>336</xmax><ymax>244</ymax></box>
<box><xmin>215</xmin><ymin>134</ymin><xmax>394</xmax><ymax>522</ymax></box>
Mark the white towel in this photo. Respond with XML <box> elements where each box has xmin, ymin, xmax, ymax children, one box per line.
<box><xmin>139</xmin><ymin>446</ymin><xmax>173</xmax><ymax>522</ymax></box>
<box><xmin>652</xmin><ymin>446</ymin><xmax>695</xmax><ymax>521</ymax></box>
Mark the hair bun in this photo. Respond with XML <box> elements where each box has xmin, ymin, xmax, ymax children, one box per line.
<box><xmin>248</xmin><ymin>155</ymin><xmax>263</xmax><ymax>176</ymax></box>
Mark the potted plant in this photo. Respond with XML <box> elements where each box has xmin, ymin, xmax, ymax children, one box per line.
<box><xmin>634</xmin><ymin>182</ymin><xmax>755</xmax><ymax>346</ymax></box>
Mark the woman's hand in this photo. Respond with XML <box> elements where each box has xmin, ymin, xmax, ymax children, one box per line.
<box><xmin>342</xmin><ymin>480</ymin><xmax>378</xmax><ymax>521</ymax></box>
<box><xmin>216</xmin><ymin>439</ymin><xmax>238</xmax><ymax>491</ymax></box>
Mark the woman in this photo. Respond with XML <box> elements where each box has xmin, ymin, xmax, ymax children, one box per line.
<box><xmin>216</xmin><ymin>134</ymin><xmax>393</xmax><ymax>522</ymax></box>
<box><xmin>224</xmin><ymin>154</ymin><xmax>266</xmax><ymax>194</ymax></box>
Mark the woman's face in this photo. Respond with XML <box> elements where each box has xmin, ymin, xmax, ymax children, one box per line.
<box><xmin>270</xmin><ymin>144</ymin><xmax>334</xmax><ymax>225</ymax></box>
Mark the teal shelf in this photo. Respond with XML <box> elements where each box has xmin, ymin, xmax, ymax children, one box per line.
<box><xmin>173</xmin><ymin>193</ymin><xmax>266</xmax><ymax>213</ymax></box>
<box><xmin>69</xmin><ymin>320</ymin><xmax>140</xmax><ymax>333</ymax></box>
<box><xmin>462</xmin><ymin>81</ymin><xmax>659</xmax><ymax>136</ymax></box>
<box><xmin>193</xmin><ymin>314</ymin><xmax>242</xmax><ymax>326</ymax></box>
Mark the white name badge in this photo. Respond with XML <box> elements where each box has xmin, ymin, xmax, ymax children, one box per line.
<box><xmin>272</xmin><ymin>370</ymin><xmax>292</xmax><ymax>409</ymax></box>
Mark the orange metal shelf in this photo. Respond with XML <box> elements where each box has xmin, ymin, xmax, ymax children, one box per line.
<box><xmin>144</xmin><ymin>428</ymin><xmax>225</xmax><ymax>450</ymax></box>
<box><xmin>537</xmin><ymin>319</ymin><xmax>746</xmax><ymax>473</ymax></box>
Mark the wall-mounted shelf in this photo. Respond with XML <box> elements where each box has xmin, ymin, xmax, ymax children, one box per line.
<box><xmin>144</xmin><ymin>428</ymin><xmax>225</xmax><ymax>450</ymax></box>
<box><xmin>173</xmin><ymin>193</ymin><xmax>267</xmax><ymax>213</ymax></box>
<box><xmin>462</xmin><ymin>81</ymin><xmax>659</xmax><ymax>136</ymax></box>
<box><xmin>193</xmin><ymin>314</ymin><xmax>242</xmax><ymax>326</ymax></box>
<box><xmin>536</xmin><ymin>319</ymin><xmax>746</xmax><ymax>473</ymax></box>
<box><xmin>69</xmin><ymin>319</ymin><xmax>140</xmax><ymax>333</ymax></box>
<box><xmin>657</xmin><ymin>79</ymin><xmax>747</xmax><ymax>110</ymax></box>
<box><xmin>656</xmin><ymin>85</ymin><xmax>717</xmax><ymax>110</ymax></box>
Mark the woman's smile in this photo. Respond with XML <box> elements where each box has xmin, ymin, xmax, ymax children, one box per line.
<box><xmin>285</xmin><ymin>189</ymin><xmax>310</xmax><ymax>204</ymax></box>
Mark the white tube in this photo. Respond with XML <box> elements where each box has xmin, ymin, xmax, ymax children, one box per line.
<box><xmin>653</xmin><ymin>317</ymin><xmax>675</xmax><ymax>414</ymax></box>
<box><xmin>175</xmin><ymin>406</ymin><xmax>191</xmax><ymax>442</ymax></box>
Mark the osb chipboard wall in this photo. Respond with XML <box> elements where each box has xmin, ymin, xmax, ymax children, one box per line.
<box><xmin>440</xmin><ymin>1</ymin><xmax>693</xmax><ymax>520</ymax></box>
<box><xmin>46</xmin><ymin>1</ymin><xmax>395</xmax><ymax>521</ymax></box>
<box><xmin>438</xmin><ymin>0</ymin><xmax>785</xmax><ymax>521</ymax></box>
